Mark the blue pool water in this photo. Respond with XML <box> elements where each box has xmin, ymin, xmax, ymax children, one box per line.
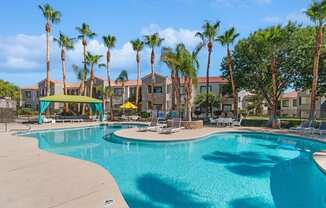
<box><xmin>22</xmin><ymin>124</ymin><xmax>326</xmax><ymax>208</ymax></box>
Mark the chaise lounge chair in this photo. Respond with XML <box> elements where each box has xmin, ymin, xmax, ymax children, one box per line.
<box><xmin>314</xmin><ymin>121</ymin><xmax>326</xmax><ymax>136</ymax></box>
<box><xmin>289</xmin><ymin>120</ymin><xmax>314</xmax><ymax>134</ymax></box>
<box><xmin>158</xmin><ymin>118</ymin><xmax>183</xmax><ymax>134</ymax></box>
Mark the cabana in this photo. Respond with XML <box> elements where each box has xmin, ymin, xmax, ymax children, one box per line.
<box><xmin>38</xmin><ymin>95</ymin><xmax>104</xmax><ymax>124</ymax></box>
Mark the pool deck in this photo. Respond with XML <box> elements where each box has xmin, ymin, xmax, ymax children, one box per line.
<box><xmin>0</xmin><ymin>122</ymin><xmax>326</xmax><ymax>208</ymax></box>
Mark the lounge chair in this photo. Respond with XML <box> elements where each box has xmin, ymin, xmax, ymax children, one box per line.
<box><xmin>137</xmin><ymin>118</ymin><xmax>165</xmax><ymax>132</ymax></box>
<box><xmin>209</xmin><ymin>118</ymin><xmax>217</xmax><ymax>124</ymax></box>
<box><xmin>314</xmin><ymin>121</ymin><xmax>326</xmax><ymax>136</ymax></box>
<box><xmin>232</xmin><ymin>118</ymin><xmax>242</xmax><ymax>127</ymax></box>
<box><xmin>159</xmin><ymin>118</ymin><xmax>183</xmax><ymax>134</ymax></box>
<box><xmin>42</xmin><ymin>115</ymin><xmax>55</xmax><ymax>124</ymax></box>
<box><xmin>289</xmin><ymin>121</ymin><xmax>313</xmax><ymax>133</ymax></box>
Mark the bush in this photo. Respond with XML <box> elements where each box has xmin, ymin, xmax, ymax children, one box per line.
<box><xmin>17</xmin><ymin>107</ymin><xmax>35</xmax><ymax>116</ymax></box>
<box><xmin>139</xmin><ymin>111</ymin><xmax>150</xmax><ymax>119</ymax></box>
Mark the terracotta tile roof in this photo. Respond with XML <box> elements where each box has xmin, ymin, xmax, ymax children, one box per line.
<box><xmin>21</xmin><ymin>85</ymin><xmax>38</xmax><ymax>90</ymax></box>
<box><xmin>110</xmin><ymin>80</ymin><xmax>142</xmax><ymax>87</ymax></box>
<box><xmin>197</xmin><ymin>76</ymin><xmax>228</xmax><ymax>84</ymax></box>
<box><xmin>282</xmin><ymin>91</ymin><xmax>298</xmax><ymax>99</ymax></box>
<box><xmin>66</xmin><ymin>82</ymin><xmax>81</xmax><ymax>88</ymax></box>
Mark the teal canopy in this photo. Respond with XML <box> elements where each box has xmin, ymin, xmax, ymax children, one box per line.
<box><xmin>38</xmin><ymin>95</ymin><xmax>104</xmax><ymax>124</ymax></box>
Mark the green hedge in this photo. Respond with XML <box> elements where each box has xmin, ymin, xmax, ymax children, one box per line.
<box><xmin>242</xmin><ymin>118</ymin><xmax>315</xmax><ymax>129</ymax></box>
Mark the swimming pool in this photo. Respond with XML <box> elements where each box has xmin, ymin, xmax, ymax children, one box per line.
<box><xmin>23</xmin><ymin>124</ymin><xmax>326</xmax><ymax>208</ymax></box>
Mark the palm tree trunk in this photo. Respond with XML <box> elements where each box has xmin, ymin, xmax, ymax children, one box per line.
<box><xmin>309</xmin><ymin>25</ymin><xmax>323</xmax><ymax>121</ymax></box>
<box><xmin>61</xmin><ymin>48</ymin><xmax>68</xmax><ymax>112</ymax></box>
<box><xmin>206</xmin><ymin>43</ymin><xmax>212</xmax><ymax>119</ymax></box>
<box><xmin>45</xmin><ymin>22</ymin><xmax>51</xmax><ymax>97</ymax></box>
<box><xmin>185</xmin><ymin>77</ymin><xmax>192</xmax><ymax>121</ymax></box>
<box><xmin>150</xmin><ymin>49</ymin><xmax>155</xmax><ymax>111</ymax></box>
<box><xmin>176</xmin><ymin>72</ymin><xmax>181</xmax><ymax>117</ymax></box>
<box><xmin>171</xmin><ymin>69</ymin><xmax>177</xmax><ymax>111</ymax></box>
<box><xmin>227</xmin><ymin>46</ymin><xmax>238</xmax><ymax>118</ymax></box>
<box><xmin>271</xmin><ymin>57</ymin><xmax>279</xmax><ymax>128</ymax></box>
<box><xmin>136</xmin><ymin>51</ymin><xmax>140</xmax><ymax>107</ymax></box>
<box><xmin>107</xmin><ymin>50</ymin><xmax>114</xmax><ymax>121</ymax></box>
<box><xmin>82</xmin><ymin>40</ymin><xmax>87</xmax><ymax>114</ymax></box>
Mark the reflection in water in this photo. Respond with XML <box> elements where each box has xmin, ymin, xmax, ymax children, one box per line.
<box><xmin>24</xmin><ymin>126</ymin><xmax>326</xmax><ymax>208</ymax></box>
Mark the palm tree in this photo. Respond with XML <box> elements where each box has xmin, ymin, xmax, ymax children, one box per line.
<box><xmin>103</xmin><ymin>35</ymin><xmax>116</xmax><ymax>120</ymax></box>
<box><xmin>85</xmin><ymin>52</ymin><xmax>102</xmax><ymax>98</ymax></box>
<box><xmin>54</xmin><ymin>32</ymin><xmax>74</xmax><ymax>112</ymax></box>
<box><xmin>195</xmin><ymin>20</ymin><xmax>220</xmax><ymax>119</ymax></box>
<box><xmin>144</xmin><ymin>33</ymin><xmax>164</xmax><ymax>110</ymax></box>
<box><xmin>115</xmin><ymin>70</ymin><xmax>129</xmax><ymax>105</ymax></box>
<box><xmin>161</xmin><ymin>47</ymin><xmax>181</xmax><ymax>113</ymax></box>
<box><xmin>177</xmin><ymin>44</ymin><xmax>199</xmax><ymax>121</ymax></box>
<box><xmin>305</xmin><ymin>0</ymin><xmax>326</xmax><ymax>121</ymax></box>
<box><xmin>38</xmin><ymin>4</ymin><xmax>61</xmax><ymax>96</ymax></box>
<box><xmin>130</xmin><ymin>39</ymin><xmax>144</xmax><ymax>107</ymax></box>
<box><xmin>73</xmin><ymin>64</ymin><xmax>88</xmax><ymax>113</ymax></box>
<box><xmin>218</xmin><ymin>27</ymin><xmax>240</xmax><ymax>118</ymax></box>
<box><xmin>76</xmin><ymin>23</ymin><xmax>96</xmax><ymax>97</ymax></box>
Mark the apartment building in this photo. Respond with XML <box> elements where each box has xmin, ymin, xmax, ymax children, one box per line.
<box><xmin>280</xmin><ymin>91</ymin><xmax>326</xmax><ymax>119</ymax></box>
<box><xmin>21</xmin><ymin>73</ymin><xmax>232</xmax><ymax>116</ymax></box>
<box><xmin>21</xmin><ymin>79</ymin><xmax>80</xmax><ymax>111</ymax></box>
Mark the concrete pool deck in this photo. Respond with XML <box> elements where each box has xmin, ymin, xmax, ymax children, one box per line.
<box><xmin>0</xmin><ymin>122</ymin><xmax>325</xmax><ymax>208</ymax></box>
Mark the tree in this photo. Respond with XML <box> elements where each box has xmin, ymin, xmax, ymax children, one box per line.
<box><xmin>76</xmin><ymin>23</ymin><xmax>96</xmax><ymax>97</ymax></box>
<box><xmin>223</xmin><ymin>23</ymin><xmax>297</xmax><ymax>128</ymax></box>
<box><xmin>144</xmin><ymin>33</ymin><xmax>164</xmax><ymax>110</ymax></box>
<box><xmin>194</xmin><ymin>92</ymin><xmax>219</xmax><ymax>117</ymax></box>
<box><xmin>103</xmin><ymin>35</ymin><xmax>116</xmax><ymax>120</ymax></box>
<box><xmin>115</xmin><ymin>70</ymin><xmax>129</xmax><ymax>105</ymax></box>
<box><xmin>305</xmin><ymin>0</ymin><xmax>326</xmax><ymax>120</ymax></box>
<box><xmin>54</xmin><ymin>32</ymin><xmax>74</xmax><ymax>112</ymax></box>
<box><xmin>161</xmin><ymin>47</ymin><xmax>181</xmax><ymax>113</ymax></box>
<box><xmin>130</xmin><ymin>39</ymin><xmax>144</xmax><ymax>107</ymax></box>
<box><xmin>85</xmin><ymin>52</ymin><xmax>102</xmax><ymax>98</ymax></box>
<box><xmin>0</xmin><ymin>80</ymin><xmax>20</xmax><ymax>100</ymax></box>
<box><xmin>195</xmin><ymin>20</ymin><xmax>220</xmax><ymax>119</ymax></box>
<box><xmin>72</xmin><ymin>64</ymin><xmax>88</xmax><ymax>113</ymax></box>
<box><xmin>39</xmin><ymin>4</ymin><xmax>61</xmax><ymax>96</ymax></box>
<box><xmin>218</xmin><ymin>27</ymin><xmax>240</xmax><ymax>118</ymax></box>
<box><xmin>176</xmin><ymin>44</ymin><xmax>199</xmax><ymax>121</ymax></box>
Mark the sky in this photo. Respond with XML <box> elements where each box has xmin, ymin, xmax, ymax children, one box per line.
<box><xmin>0</xmin><ymin>0</ymin><xmax>312</xmax><ymax>87</ymax></box>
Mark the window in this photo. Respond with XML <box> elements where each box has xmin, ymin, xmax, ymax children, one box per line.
<box><xmin>282</xmin><ymin>100</ymin><xmax>289</xmax><ymax>107</ymax></box>
<box><xmin>24</xmin><ymin>91</ymin><xmax>31</xmax><ymax>98</ymax></box>
<box><xmin>223</xmin><ymin>104</ymin><xmax>232</xmax><ymax>112</ymax></box>
<box><xmin>180</xmin><ymin>86</ymin><xmax>185</xmax><ymax>95</ymax></box>
<box><xmin>114</xmin><ymin>88</ymin><xmax>123</xmax><ymax>96</ymax></box>
<box><xmin>293</xmin><ymin>99</ymin><xmax>297</xmax><ymax>107</ymax></box>
<box><xmin>153</xmin><ymin>104</ymin><xmax>162</xmax><ymax>111</ymax></box>
<box><xmin>200</xmin><ymin>85</ymin><xmax>212</xmax><ymax>93</ymax></box>
<box><xmin>129</xmin><ymin>87</ymin><xmax>136</xmax><ymax>95</ymax></box>
<box><xmin>148</xmin><ymin>85</ymin><xmax>152</xmax><ymax>93</ymax></box>
<box><xmin>154</xmin><ymin>86</ymin><xmax>162</xmax><ymax>93</ymax></box>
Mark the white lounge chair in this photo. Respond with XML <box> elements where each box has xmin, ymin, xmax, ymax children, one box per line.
<box><xmin>232</xmin><ymin>118</ymin><xmax>242</xmax><ymax>127</ymax></box>
<box><xmin>159</xmin><ymin>118</ymin><xmax>183</xmax><ymax>134</ymax></box>
<box><xmin>209</xmin><ymin>118</ymin><xmax>217</xmax><ymax>124</ymax></box>
<box><xmin>42</xmin><ymin>115</ymin><xmax>55</xmax><ymax>124</ymax></box>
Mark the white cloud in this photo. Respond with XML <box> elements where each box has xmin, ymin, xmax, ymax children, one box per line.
<box><xmin>141</xmin><ymin>24</ymin><xmax>201</xmax><ymax>49</ymax></box>
<box><xmin>262</xmin><ymin>16</ymin><xmax>282</xmax><ymax>24</ymax></box>
<box><xmin>286</xmin><ymin>10</ymin><xmax>310</xmax><ymax>24</ymax></box>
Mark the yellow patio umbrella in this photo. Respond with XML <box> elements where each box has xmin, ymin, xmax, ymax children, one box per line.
<box><xmin>120</xmin><ymin>102</ymin><xmax>138</xmax><ymax>110</ymax></box>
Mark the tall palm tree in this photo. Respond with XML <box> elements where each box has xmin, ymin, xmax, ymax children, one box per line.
<box><xmin>39</xmin><ymin>4</ymin><xmax>61</xmax><ymax>96</ymax></box>
<box><xmin>195</xmin><ymin>20</ymin><xmax>220</xmax><ymax>119</ymax></box>
<box><xmin>73</xmin><ymin>64</ymin><xmax>88</xmax><ymax>113</ymax></box>
<box><xmin>115</xmin><ymin>70</ymin><xmax>129</xmax><ymax>105</ymax></box>
<box><xmin>76</xmin><ymin>23</ymin><xmax>96</xmax><ymax>97</ymax></box>
<box><xmin>218</xmin><ymin>27</ymin><xmax>240</xmax><ymax>118</ymax></box>
<box><xmin>130</xmin><ymin>39</ymin><xmax>144</xmax><ymax>107</ymax></box>
<box><xmin>103</xmin><ymin>35</ymin><xmax>116</xmax><ymax>120</ymax></box>
<box><xmin>54</xmin><ymin>32</ymin><xmax>74</xmax><ymax>95</ymax></box>
<box><xmin>161</xmin><ymin>47</ymin><xmax>181</xmax><ymax>113</ymax></box>
<box><xmin>85</xmin><ymin>52</ymin><xmax>102</xmax><ymax>98</ymax></box>
<box><xmin>144</xmin><ymin>33</ymin><xmax>164</xmax><ymax>110</ymax></box>
<box><xmin>54</xmin><ymin>32</ymin><xmax>74</xmax><ymax>112</ymax></box>
<box><xmin>305</xmin><ymin>0</ymin><xmax>326</xmax><ymax>121</ymax></box>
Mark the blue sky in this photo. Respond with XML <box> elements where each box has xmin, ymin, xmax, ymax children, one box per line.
<box><xmin>0</xmin><ymin>0</ymin><xmax>311</xmax><ymax>87</ymax></box>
